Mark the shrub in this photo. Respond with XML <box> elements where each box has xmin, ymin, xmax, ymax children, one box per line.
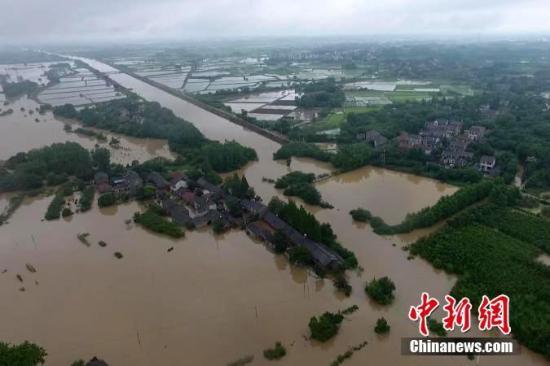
<box><xmin>263</xmin><ymin>342</ymin><xmax>287</xmax><ymax>360</ymax></box>
<box><xmin>333</xmin><ymin>274</ymin><xmax>352</xmax><ymax>296</ymax></box>
<box><xmin>44</xmin><ymin>192</ymin><xmax>65</xmax><ymax>220</ymax></box>
<box><xmin>0</xmin><ymin>341</ymin><xmax>47</xmax><ymax>366</ymax></box>
<box><xmin>98</xmin><ymin>192</ymin><xmax>116</xmax><ymax>208</ymax></box>
<box><xmin>309</xmin><ymin>312</ymin><xmax>344</xmax><ymax>342</ymax></box>
<box><xmin>288</xmin><ymin>246</ymin><xmax>313</xmax><ymax>266</ymax></box>
<box><xmin>374</xmin><ymin>317</ymin><xmax>390</xmax><ymax>334</ymax></box>
<box><xmin>61</xmin><ymin>208</ymin><xmax>73</xmax><ymax>217</ymax></box>
<box><xmin>134</xmin><ymin>210</ymin><xmax>184</xmax><ymax>238</ymax></box>
<box><xmin>79</xmin><ymin>186</ymin><xmax>95</xmax><ymax>212</ymax></box>
<box><xmin>365</xmin><ymin>277</ymin><xmax>396</xmax><ymax>305</ymax></box>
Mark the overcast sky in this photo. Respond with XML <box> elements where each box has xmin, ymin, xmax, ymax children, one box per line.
<box><xmin>2</xmin><ymin>0</ymin><xmax>550</xmax><ymax>44</ymax></box>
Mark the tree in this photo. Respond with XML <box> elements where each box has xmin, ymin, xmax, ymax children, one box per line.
<box><xmin>92</xmin><ymin>148</ymin><xmax>111</xmax><ymax>172</ymax></box>
<box><xmin>224</xmin><ymin>174</ymin><xmax>254</xmax><ymax>199</ymax></box>
<box><xmin>288</xmin><ymin>246</ymin><xmax>313</xmax><ymax>266</ymax></box>
<box><xmin>263</xmin><ymin>342</ymin><xmax>287</xmax><ymax>360</ymax></box>
<box><xmin>98</xmin><ymin>192</ymin><xmax>116</xmax><ymax>208</ymax></box>
<box><xmin>308</xmin><ymin>312</ymin><xmax>344</xmax><ymax>342</ymax></box>
<box><xmin>272</xmin><ymin>230</ymin><xmax>289</xmax><ymax>254</ymax></box>
<box><xmin>0</xmin><ymin>341</ymin><xmax>47</xmax><ymax>366</ymax></box>
<box><xmin>374</xmin><ymin>317</ymin><xmax>391</xmax><ymax>334</ymax></box>
<box><xmin>201</xmin><ymin>141</ymin><xmax>257</xmax><ymax>173</ymax></box>
<box><xmin>365</xmin><ymin>277</ymin><xmax>396</xmax><ymax>305</ymax></box>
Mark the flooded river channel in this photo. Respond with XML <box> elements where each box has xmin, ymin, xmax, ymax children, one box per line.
<box><xmin>0</xmin><ymin>58</ymin><xmax>546</xmax><ymax>365</ymax></box>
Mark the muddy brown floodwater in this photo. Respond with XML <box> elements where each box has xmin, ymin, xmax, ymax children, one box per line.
<box><xmin>0</xmin><ymin>57</ymin><xmax>547</xmax><ymax>366</ymax></box>
<box><xmin>0</xmin><ymin>95</ymin><xmax>175</xmax><ymax>164</ymax></box>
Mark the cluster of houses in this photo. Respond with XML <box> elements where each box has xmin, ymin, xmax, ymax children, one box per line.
<box><xmin>94</xmin><ymin>169</ymin><xmax>344</xmax><ymax>271</ymax></box>
<box><xmin>357</xmin><ymin>120</ymin><xmax>496</xmax><ymax>173</ymax></box>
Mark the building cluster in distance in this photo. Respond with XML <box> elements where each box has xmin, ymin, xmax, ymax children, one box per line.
<box><xmin>358</xmin><ymin>120</ymin><xmax>496</xmax><ymax>173</ymax></box>
<box><xmin>94</xmin><ymin>169</ymin><xmax>344</xmax><ymax>271</ymax></box>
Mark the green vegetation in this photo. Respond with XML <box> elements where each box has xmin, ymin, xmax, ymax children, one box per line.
<box><xmin>428</xmin><ymin>318</ymin><xmax>447</xmax><ymax>337</ymax></box>
<box><xmin>226</xmin><ymin>355</ymin><xmax>254</xmax><ymax>366</ymax></box>
<box><xmin>0</xmin><ymin>194</ymin><xmax>24</xmax><ymax>225</ymax></box>
<box><xmin>330</xmin><ymin>143</ymin><xmax>373</xmax><ymax>172</ymax></box>
<box><xmin>275</xmin><ymin>171</ymin><xmax>315</xmax><ymax>189</ymax></box>
<box><xmin>410</xmin><ymin>202</ymin><xmax>550</xmax><ymax>356</ymax></box>
<box><xmin>212</xmin><ymin>219</ymin><xmax>227</xmax><ymax>234</ymax></box>
<box><xmin>329</xmin><ymin>341</ymin><xmax>368</xmax><ymax>366</ymax></box>
<box><xmin>333</xmin><ymin>274</ymin><xmax>352</xmax><ymax>296</ymax></box>
<box><xmin>44</xmin><ymin>190</ymin><xmax>66</xmax><ymax>220</ymax></box>
<box><xmin>91</xmin><ymin>148</ymin><xmax>111</xmax><ymax>173</ymax></box>
<box><xmin>223</xmin><ymin>174</ymin><xmax>255</xmax><ymax>199</ymax></box>
<box><xmin>97</xmin><ymin>192</ymin><xmax>117</xmax><ymax>208</ymax></box>
<box><xmin>61</xmin><ymin>207</ymin><xmax>73</xmax><ymax>217</ymax></box>
<box><xmin>308</xmin><ymin>311</ymin><xmax>344</xmax><ymax>342</ymax></box>
<box><xmin>53</xmin><ymin>97</ymin><xmax>205</xmax><ymax>149</ymax></box>
<box><xmin>53</xmin><ymin>98</ymin><xmax>257</xmax><ymax>174</ymax></box>
<box><xmin>0</xmin><ymin>341</ymin><xmax>47</xmax><ymax>366</ymax></box>
<box><xmin>1</xmin><ymin>80</ymin><xmax>39</xmax><ymax>98</ymax></box>
<box><xmin>79</xmin><ymin>186</ymin><xmax>95</xmax><ymax>212</ymax></box>
<box><xmin>365</xmin><ymin>276</ymin><xmax>396</xmax><ymax>305</ymax></box>
<box><xmin>274</xmin><ymin>142</ymin><xmax>374</xmax><ymax>173</ymax></box>
<box><xmin>263</xmin><ymin>342</ymin><xmax>287</xmax><ymax>361</ymax></box>
<box><xmin>73</xmin><ymin>128</ymin><xmax>107</xmax><ymax>141</ymax></box>
<box><xmin>374</xmin><ymin>317</ymin><xmax>391</xmax><ymax>334</ymax></box>
<box><xmin>350</xmin><ymin>180</ymin><xmax>501</xmax><ymax>234</ymax></box>
<box><xmin>340</xmin><ymin>305</ymin><xmax>359</xmax><ymax>315</ymax></box>
<box><xmin>273</xmin><ymin>142</ymin><xmax>331</xmax><ymax>162</ymax></box>
<box><xmin>134</xmin><ymin>209</ymin><xmax>184</xmax><ymax>238</ymax></box>
<box><xmin>201</xmin><ymin>141</ymin><xmax>257</xmax><ymax>173</ymax></box>
<box><xmin>275</xmin><ymin>171</ymin><xmax>327</xmax><ymax>207</ymax></box>
<box><xmin>288</xmin><ymin>246</ymin><xmax>313</xmax><ymax>266</ymax></box>
<box><xmin>0</xmin><ymin>142</ymin><xmax>93</xmax><ymax>192</ymax></box>
<box><xmin>269</xmin><ymin>198</ymin><xmax>357</xmax><ymax>269</ymax></box>
<box><xmin>297</xmin><ymin>78</ymin><xmax>345</xmax><ymax>109</ymax></box>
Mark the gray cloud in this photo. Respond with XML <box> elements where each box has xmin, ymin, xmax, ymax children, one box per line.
<box><xmin>1</xmin><ymin>0</ymin><xmax>549</xmax><ymax>43</ymax></box>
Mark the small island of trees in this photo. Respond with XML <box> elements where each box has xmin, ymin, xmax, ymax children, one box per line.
<box><xmin>365</xmin><ymin>276</ymin><xmax>396</xmax><ymax>305</ymax></box>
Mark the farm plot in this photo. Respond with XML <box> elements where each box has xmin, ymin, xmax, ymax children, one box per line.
<box><xmin>37</xmin><ymin>64</ymin><xmax>125</xmax><ymax>107</ymax></box>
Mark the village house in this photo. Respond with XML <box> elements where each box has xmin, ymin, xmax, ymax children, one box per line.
<box><xmin>423</xmin><ymin>120</ymin><xmax>463</xmax><ymax>138</ymax></box>
<box><xmin>465</xmin><ymin>125</ymin><xmax>487</xmax><ymax>141</ymax></box>
<box><xmin>356</xmin><ymin>130</ymin><xmax>388</xmax><ymax>148</ymax></box>
<box><xmin>441</xmin><ymin>149</ymin><xmax>473</xmax><ymax>168</ymax></box>
<box><xmin>109</xmin><ymin>170</ymin><xmax>143</xmax><ymax>195</ymax></box>
<box><xmin>246</xmin><ymin>221</ymin><xmax>276</xmax><ymax>243</ymax></box>
<box><xmin>480</xmin><ymin>155</ymin><xmax>496</xmax><ymax>172</ymax></box>
<box><xmin>398</xmin><ymin>132</ymin><xmax>422</xmax><ymax>150</ymax></box>
<box><xmin>170</xmin><ymin>172</ymin><xmax>188</xmax><ymax>192</ymax></box>
<box><xmin>94</xmin><ymin>171</ymin><xmax>112</xmax><ymax>193</ymax></box>
<box><xmin>147</xmin><ymin>172</ymin><xmax>169</xmax><ymax>190</ymax></box>
<box><xmin>125</xmin><ymin>170</ymin><xmax>143</xmax><ymax>196</ymax></box>
<box><xmin>248</xmin><ymin>209</ymin><xmax>345</xmax><ymax>270</ymax></box>
<box><xmin>197</xmin><ymin>177</ymin><xmax>225</xmax><ymax>200</ymax></box>
<box><xmin>421</xmin><ymin>134</ymin><xmax>440</xmax><ymax>154</ymax></box>
<box><xmin>162</xmin><ymin>198</ymin><xmax>192</xmax><ymax>226</ymax></box>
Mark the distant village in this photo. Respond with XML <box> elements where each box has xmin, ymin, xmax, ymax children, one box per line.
<box><xmin>357</xmin><ymin>120</ymin><xmax>497</xmax><ymax>174</ymax></box>
<box><xmin>94</xmin><ymin>169</ymin><xmax>344</xmax><ymax>271</ymax></box>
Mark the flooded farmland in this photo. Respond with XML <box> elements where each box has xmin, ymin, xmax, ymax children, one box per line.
<box><xmin>0</xmin><ymin>57</ymin><xmax>547</xmax><ymax>366</ymax></box>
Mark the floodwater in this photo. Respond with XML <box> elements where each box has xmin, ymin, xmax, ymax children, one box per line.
<box><xmin>0</xmin><ymin>57</ymin><xmax>547</xmax><ymax>366</ymax></box>
<box><xmin>0</xmin><ymin>95</ymin><xmax>175</xmax><ymax>164</ymax></box>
